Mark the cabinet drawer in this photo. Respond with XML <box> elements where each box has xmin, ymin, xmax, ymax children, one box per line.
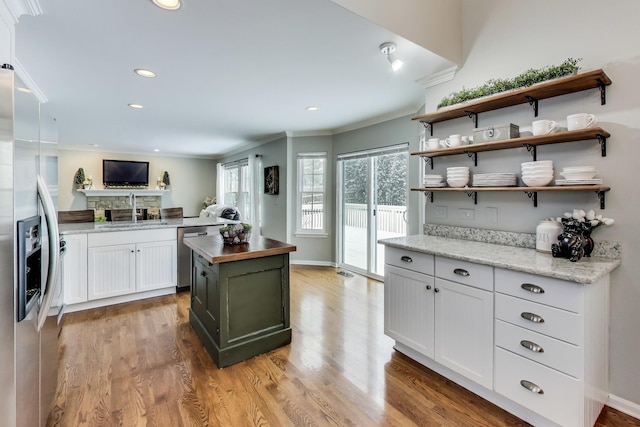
<box><xmin>89</xmin><ymin>228</ymin><xmax>176</xmax><ymax>246</ymax></box>
<box><xmin>495</xmin><ymin>268</ymin><xmax>582</xmax><ymax>313</ymax></box>
<box><xmin>385</xmin><ymin>246</ymin><xmax>434</xmax><ymax>276</ymax></box>
<box><xmin>435</xmin><ymin>257</ymin><xmax>493</xmax><ymax>291</ymax></box>
<box><xmin>495</xmin><ymin>320</ymin><xmax>581</xmax><ymax>378</ymax></box>
<box><xmin>495</xmin><ymin>347</ymin><xmax>581</xmax><ymax>427</ymax></box>
<box><xmin>495</xmin><ymin>293</ymin><xmax>582</xmax><ymax>345</ymax></box>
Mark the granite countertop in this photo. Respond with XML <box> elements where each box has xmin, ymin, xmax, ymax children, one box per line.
<box><xmin>379</xmin><ymin>234</ymin><xmax>620</xmax><ymax>284</ymax></box>
<box><xmin>184</xmin><ymin>234</ymin><xmax>296</xmax><ymax>264</ymax></box>
<box><xmin>58</xmin><ymin>216</ymin><xmax>238</xmax><ymax>235</ymax></box>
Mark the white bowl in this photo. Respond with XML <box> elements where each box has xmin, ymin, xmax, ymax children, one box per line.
<box><xmin>447</xmin><ymin>167</ymin><xmax>470</xmax><ymax>172</ymax></box>
<box><xmin>560</xmin><ymin>171</ymin><xmax>598</xmax><ymax>180</ymax></box>
<box><xmin>447</xmin><ymin>174</ymin><xmax>469</xmax><ymax>180</ymax></box>
<box><xmin>424</xmin><ymin>174</ymin><xmax>444</xmax><ymax>179</ymax></box>
<box><xmin>522</xmin><ymin>171</ymin><xmax>554</xmax><ymax>178</ymax></box>
<box><xmin>521</xmin><ymin>160</ymin><xmax>553</xmax><ymax>168</ymax></box>
<box><xmin>562</xmin><ymin>166</ymin><xmax>596</xmax><ymax>171</ymax></box>
<box><xmin>522</xmin><ymin>163</ymin><xmax>553</xmax><ymax>171</ymax></box>
<box><xmin>522</xmin><ymin>175</ymin><xmax>554</xmax><ymax>187</ymax></box>
<box><xmin>447</xmin><ymin>177</ymin><xmax>469</xmax><ymax>187</ymax></box>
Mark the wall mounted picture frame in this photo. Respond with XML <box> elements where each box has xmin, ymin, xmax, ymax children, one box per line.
<box><xmin>264</xmin><ymin>165</ymin><xmax>279</xmax><ymax>195</ymax></box>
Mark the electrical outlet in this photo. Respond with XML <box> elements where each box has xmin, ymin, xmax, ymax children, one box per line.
<box><xmin>459</xmin><ymin>208</ymin><xmax>475</xmax><ymax>221</ymax></box>
<box><xmin>486</xmin><ymin>207</ymin><xmax>498</xmax><ymax>224</ymax></box>
<box><xmin>434</xmin><ymin>206</ymin><xmax>447</xmax><ymax>219</ymax></box>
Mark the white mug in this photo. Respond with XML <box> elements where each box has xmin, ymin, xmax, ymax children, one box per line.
<box><xmin>461</xmin><ymin>136</ymin><xmax>470</xmax><ymax>145</ymax></box>
<box><xmin>532</xmin><ymin>119</ymin><xmax>558</xmax><ymax>136</ymax></box>
<box><xmin>426</xmin><ymin>138</ymin><xmax>440</xmax><ymax>150</ymax></box>
<box><xmin>444</xmin><ymin>134</ymin><xmax>462</xmax><ymax>147</ymax></box>
<box><xmin>567</xmin><ymin>113</ymin><xmax>597</xmax><ymax>131</ymax></box>
<box><xmin>439</xmin><ymin>139</ymin><xmax>447</xmax><ymax>148</ymax></box>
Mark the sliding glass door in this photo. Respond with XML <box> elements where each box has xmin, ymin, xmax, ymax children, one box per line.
<box><xmin>338</xmin><ymin>145</ymin><xmax>408</xmax><ymax>279</ymax></box>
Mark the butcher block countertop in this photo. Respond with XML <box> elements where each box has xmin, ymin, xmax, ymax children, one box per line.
<box><xmin>184</xmin><ymin>234</ymin><xmax>296</xmax><ymax>264</ymax></box>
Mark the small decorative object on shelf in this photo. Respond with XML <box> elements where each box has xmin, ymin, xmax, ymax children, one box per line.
<box><xmin>220</xmin><ymin>223</ymin><xmax>252</xmax><ymax>245</ymax></box>
<box><xmin>551</xmin><ymin>209</ymin><xmax>614</xmax><ymax>262</ymax></box>
<box><xmin>74</xmin><ymin>167</ymin><xmax>86</xmax><ymax>189</ymax></box>
<box><xmin>202</xmin><ymin>196</ymin><xmax>216</xmax><ymax>209</ymax></box>
<box><xmin>162</xmin><ymin>171</ymin><xmax>171</xmax><ymax>189</ymax></box>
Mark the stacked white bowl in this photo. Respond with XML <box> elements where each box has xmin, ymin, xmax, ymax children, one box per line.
<box><xmin>521</xmin><ymin>160</ymin><xmax>554</xmax><ymax>187</ymax></box>
<box><xmin>423</xmin><ymin>174</ymin><xmax>445</xmax><ymax>187</ymax></box>
<box><xmin>447</xmin><ymin>166</ymin><xmax>470</xmax><ymax>188</ymax></box>
<box><xmin>559</xmin><ymin>166</ymin><xmax>598</xmax><ymax>180</ymax></box>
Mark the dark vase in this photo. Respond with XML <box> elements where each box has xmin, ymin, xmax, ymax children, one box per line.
<box><xmin>583</xmin><ymin>228</ymin><xmax>595</xmax><ymax>257</ymax></box>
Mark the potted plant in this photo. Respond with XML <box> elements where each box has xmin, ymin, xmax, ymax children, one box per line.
<box><xmin>74</xmin><ymin>167</ymin><xmax>86</xmax><ymax>189</ymax></box>
<box><xmin>162</xmin><ymin>171</ymin><xmax>171</xmax><ymax>188</ymax></box>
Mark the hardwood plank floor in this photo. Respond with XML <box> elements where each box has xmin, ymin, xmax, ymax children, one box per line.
<box><xmin>49</xmin><ymin>265</ymin><xmax>639</xmax><ymax>426</ymax></box>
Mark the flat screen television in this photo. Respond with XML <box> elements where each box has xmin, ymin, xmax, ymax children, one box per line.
<box><xmin>103</xmin><ymin>159</ymin><xmax>149</xmax><ymax>188</ymax></box>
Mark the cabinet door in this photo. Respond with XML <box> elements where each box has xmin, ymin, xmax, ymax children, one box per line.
<box><xmin>384</xmin><ymin>265</ymin><xmax>434</xmax><ymax>357</ymax></box>
<box><xmin>434</xmin><ymin>278</ymin><xmax>494</xmax><ymax>389</ymax></box>
<box><xmin>63</xmin><ymin>233</ymin><xmax>88</xmax><ymax>305</ymax></box>
<box><xmin>88</xmin><ymin>244</ymin><xmax>136</xmax><ymax>300</ymax></box>
<box><xmin>136</xmin><ymin>240</ymin><xmax>177</xmax><ymax>292</ymax></box>
<box><xmin>192</xmin><ymin>256</ymin><xmax>219</xmax><ymax>343</ymax></box>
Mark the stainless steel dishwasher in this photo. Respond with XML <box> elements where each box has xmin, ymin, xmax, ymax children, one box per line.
<box><xmin>177</xmin><ymin>225</ymin><xmax>221</xmax><ymax>291</ymax></box>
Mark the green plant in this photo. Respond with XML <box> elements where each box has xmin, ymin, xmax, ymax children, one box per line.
<box><xmin>437</xmin><ymin>58</ymin><xmax>582</xmax><ymax>109</ymax></box>
<box><xmin>74</xmin><ymin>167</ymin><xmax>85</xmax><ymax>185</ymax></box>
<box><xmin>162</xmin><ymin>171</ymin><xmax>171</xmax><ymax>186</ymax></box>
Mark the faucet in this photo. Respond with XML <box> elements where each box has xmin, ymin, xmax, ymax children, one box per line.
<box><xmin>129</xmin><ymin>192</ymin><xmax>137</xmax><ymax>222</ymax></box>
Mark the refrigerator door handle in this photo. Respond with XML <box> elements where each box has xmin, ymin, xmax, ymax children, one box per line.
<box><xmin>36</xmin><ymin>174</ymin><xmax>60</xmax><ymax>332</ymax></box>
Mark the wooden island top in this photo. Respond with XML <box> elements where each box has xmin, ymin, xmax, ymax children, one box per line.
<box><xmin>183</xmin><ymin>234</ymin><xmax>296</xmax><ymax>264</ymax></box>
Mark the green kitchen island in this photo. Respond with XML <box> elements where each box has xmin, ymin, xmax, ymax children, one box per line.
<box><xmin>183</xmin><ymin>234</ymin><xmax>296</xmax><ymax>368</ymax></box>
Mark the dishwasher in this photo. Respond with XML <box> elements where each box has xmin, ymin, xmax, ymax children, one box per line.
<box><xmin>177</xmin><ymin>225</ymin><xmax>221</xmax><ymax>291</ymax></box>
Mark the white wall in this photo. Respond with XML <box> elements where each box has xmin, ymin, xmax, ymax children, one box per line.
<box><xmin>0</xmin><ymin>2</ymin><xmax>13</xmax><ymax>65</ymax></box>
<box><xmin>57</xmin><ymin>149</ymin><xmax>216</xmax><ymax>217</ymax></box>
<box><xmin>420</xmin><ymin>0</ymin><xmax>640</xmax><ymax>406</ymax></box>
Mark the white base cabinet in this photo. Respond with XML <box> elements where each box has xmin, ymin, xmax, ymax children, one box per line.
<box><xmin>384</xmin><ymin>247</ymin><xmax>610</xmax><ymax>427</ymax></box>
<box><xmin>62</xmin><ymin>233</ymin><xmax>88</xmax><ymax>305</ymax></box>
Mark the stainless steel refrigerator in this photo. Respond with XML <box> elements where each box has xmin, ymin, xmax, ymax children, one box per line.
<box><xmin>0</xmin><ymin>65</ymin><xmax>62</xmax><ymax>427</ymax></box>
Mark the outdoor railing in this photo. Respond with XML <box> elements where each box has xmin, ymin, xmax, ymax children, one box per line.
<box><xmin>301</xmin><ymin>203</ymin><xmax>406</xmax><ymax>234</ymax></box>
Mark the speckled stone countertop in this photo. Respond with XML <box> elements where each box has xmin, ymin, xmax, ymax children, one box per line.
<box><xmin>59</xmin><ymin>217</ymin><xmax>238</xmax><ymax>235</ymax></box>
<box><xmin>379</xmin><ymin>234</ymin><xmax>620</xmax><ymax>284</ymax></box>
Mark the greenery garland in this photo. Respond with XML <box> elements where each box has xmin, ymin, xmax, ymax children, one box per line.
<box><xmin>437</xmin><ymin>58</ymin><xmax>582</xmax><ymax>109</ymax></box>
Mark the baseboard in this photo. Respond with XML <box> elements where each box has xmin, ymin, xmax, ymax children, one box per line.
<box><xmin>607</xmin><ymin>394</ymin><xmax>640</xmax><ymax>420</ymax></box>
<box><xmin>63</xmin><ymin>287</ymin><xmax>176</xmax><ymax>313</ymax></box>
<box><xmin>290</xmin><ymin>260</ymin><xmax>337</xmax><ymax>267</ymax></box>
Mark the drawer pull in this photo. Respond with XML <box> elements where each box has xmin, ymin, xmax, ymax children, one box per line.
<box><xmin>521</xmin><ymin>283</ymin><xmax>545</xmax><ymax>294</ymax></box>
<box><xmin>400</xmin><ymin>256</ymin><xmax>413</xmax><ymax>263</ymax></box>
<box><xmin>434</xmin><ymin>288</ymin><xmax>440</xmax><ymax>293</ymax></box>
<box><xmin>520</xmin><ymin>340</ymin><xmax>544</xmax><ymax>353</ymax></box>
<box><xmin>520</xmin><ymin>380</ymin><xmax>544</xmax><ymax>394</ymax></box>
<box><xmin>453</xmin><ymin>268</ymin><xmax>470</xmax><ymax>277</ymax></box>
<box><xmin>426</xmin><ymin>285</ymin><xmax>432</xmax><ymax>290</ymax></box>
<box><xmin>200</xmin><ymin>271</ymin><xmax>206</xmax><ymax>277</ymax></box>
<box><xmin>521</xmin><ymin>312</ymin><xmax>545</xmax><ymax>323</ymax></box>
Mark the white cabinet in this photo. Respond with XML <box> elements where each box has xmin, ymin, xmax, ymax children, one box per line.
<box><xmin>62</xmin><ymin>233</ymin><xmax>88</xmax><ymax>305</ymax></box>
<box><xmin>384</xmin><ymin>249</ymin><xmax>493</xmax><ymax>388</ymax></box>
<box><xmin>87</xmin><ymin>229</ymin><xmax>177</xmax><ymax>302</ymax></box>
<box><xmin>493</xmin><ymin>268</ymin><xmax>609</xmax><ymax>427</ymax></box>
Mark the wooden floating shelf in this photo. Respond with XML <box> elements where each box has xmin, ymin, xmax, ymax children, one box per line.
<box><xmin>412</xmin><ymin>69</ymin><xmax>611</xmax><ymax>125</ymax></box>
<box><xmin>412</xmin><ymin>128</ymin><xmax>609</xmax><ymax>159</ymax></box>
<box><xmin>78</xmin><ymin>189</ymin><xmax>168</xmax><ymax>197</ymax></box>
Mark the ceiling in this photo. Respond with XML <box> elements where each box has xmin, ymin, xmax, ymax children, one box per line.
<box><xmin>14</xmin><ymin>0</ymin><xmax>454</xmax><ymax>158</ymax></box>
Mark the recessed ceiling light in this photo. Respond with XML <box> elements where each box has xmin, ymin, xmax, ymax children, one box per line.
<box><xmin>134</xmin><ymin>68</ymin><xmax>157</xmax><ymax>78</ymax></box>
<box><xmin>90</xmin><ymin>144</ymin><xmax>99</xmax><ymax>147</ymax></box>
<box><xmin>17</xmin><ymin>87</ymin><xmax>32</xmax><ymax>93</ymax></box>
<box><xmin>153</xmin><ymin>148</ymin><xmax>160</xmax><ymax>152</ymax></box>
<box><xmin>128</xmin><ymin>103</ymin><xmax>144</xmax><ymax>109</ymax></box>
<box><xmin>150</xmin><ymin>0</ymin><xmax>181</xmax><ymax>10</ymax></box>
<box><xmin>306</xmin><ymin>106</ymin><xmax>319</xmax><ymax>111</ymax></box>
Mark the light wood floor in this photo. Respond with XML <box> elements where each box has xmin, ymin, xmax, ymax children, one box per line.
<box><xmin>49</xmin><ymin>265</ymin><xmax>639</xmax><ymax>427</ymax></box>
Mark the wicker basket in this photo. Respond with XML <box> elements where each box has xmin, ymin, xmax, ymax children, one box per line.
<box><xmin>219</xmin><ymin>225</ymin><xmax>251</xmax><ymax>245</ymax></box>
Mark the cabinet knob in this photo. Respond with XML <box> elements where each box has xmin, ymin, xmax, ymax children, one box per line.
<box><xmin>426</xmin><ymin>285</ymin><xmax>432</xmax><ymax>290</ymax></box>
<box><xmin>521</xmin><ymin>283</ymin><xmax>545</xmax><ymax>294</ymax></box>
<box><xmin>400</xmin><ymin>256</ymin><xmax>413</xmax><ymax>263</ymax></box>
<box><xmin>434</xmin><ymin>288</ymin><xmax>440</xmax><ymax>293</ymax></box>
<box><xmin>200</xmin><ymin>271</ymin><xmax>206</xmax><ymax>277</ymax></box>
<box><xmin>520</xmin><ymin>380</ymin><xmax>544</xmax><ymax>394</ymax></box>
<box><xmin>521</xmin><ymin>312</ymin><xmax>545</xmax><ymax>323</ymax></box>
<box><xmin>520</xmin><ymin>340</ymin><xmax>544</xmax><ymax>353</ymax></box>
<box><xmin>130</xmin><ymin>250</ymin><xmax>134</xmax><ymax>253</ymax></box>
<box><xmin>453</xmin><ymin>268</ymin><xmax>470</xmax><ymax>277</ymax></box>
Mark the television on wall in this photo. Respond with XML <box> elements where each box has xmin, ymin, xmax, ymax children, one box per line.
<box><xmin>102</xmin><ymin>159</ymin><xmax>149</xmax><ymax>188</ymax></box>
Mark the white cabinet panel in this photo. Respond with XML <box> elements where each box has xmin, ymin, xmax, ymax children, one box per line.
<box><xmin>435</xmin><ymin>257</ymin><xmax>493</xmax><ymax>291</ymax></box>
<box><xmin>385</xmin><ymin>246</ymin><xmax>434</xmax><ymax>276</ymax></box>
<box><xmin>434</xmin><ymin>278</ymin><xmax>493</xmax><ymax>388</ymax></box>
<box><xmin>62</xmin><ymin>233</ymin><xmax>88</xmax><ymax>305</ymax></box>
<box><xmin>136</xmin><ymin>240</ymin><xmax>177</xmax><ymax>292</ymax></box>
<box><xmin>88</xmin><ymin>244</ymin><xmax>136</xmax><ymax>300</ymax></box>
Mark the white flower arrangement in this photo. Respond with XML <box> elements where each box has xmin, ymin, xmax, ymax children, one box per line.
<box><xmin>560</xmin><ymin>209</ymin><xmax>614</xmax><ymax>229</ymax></box>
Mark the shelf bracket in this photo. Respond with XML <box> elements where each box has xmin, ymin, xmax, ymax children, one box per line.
<box><xmin>525</xmin><ymin>96</ymin><xmax>539</xmax><ymax>117</ymax></box>
<box><xmin>464</xmin><ymin>150</ymin><xmax>478</xmax><ymax>167</ymax></box>
<box><xmin>597</xmin><ymin>78</ymin><xmax>607</xmax><ymax>105</ymax></box>
<box><xmin>465</xmin><ymin>191</ymin><xmax>478</xmax><ymax>204</ymax></box>
<box><xmin>596</xmin><ymin>134</ymin><xmax>607</xmax><ymax>157</ymax></box>
<box><xmin>423</xmin><ymin>191</ymin><xmax>434</xmax><ymax>203</ymax></box>
<box><xmin>464</xmin><ymin>110</ymin><xmax>478</xmax><ymax>128</ymax></box>
<box><xmin>420</xmin><ymin>121</ymin><xmax>433</xmax><ymax>136</ymax></box>
<box><xmin>523</xmin><ymin>143</ymin><xmax>537</xmax><ymax>161</ymax></box>
<box><xmin>423</xmin><ymin>156</ymin><xmax>434</xmax><ymax>169</ymax></box>
<box><xmin>597</xmin><ymin>191</ymin><xmax>606</xmax><ymax>209</ymax></box>
<box><xmin>524</xmin><ymin>191</ymin><xmax>538</xmax><ymax>207</ymax></box>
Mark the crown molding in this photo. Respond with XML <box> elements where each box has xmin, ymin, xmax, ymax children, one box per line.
<box><xmin>1</xmin><ymin>0</ymin><xmax>42</xmax><ymax>23</ymax></box>
<box><xmin>13</xmin><ymin>58</ymin><xmax>47</xmax><ymax>102</ymax></box>
<box><xmin>285</xmin><ymin>130</ymin><xmax>333</xmax><ymax>138</ymax></box>
<box><xmin>331</xmin><ymin>105</ymin><xmax>421</xmax><ymax>135</ymax></box>
<box><xmin>416</xmin><ymin>65</ymin><xmax>459</xmax><ymax>89</ymax></box>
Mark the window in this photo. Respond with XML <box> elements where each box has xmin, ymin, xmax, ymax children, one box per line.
<box><xmin>218</xmin><ymin>159</ymin><xmax>251</xmax><ymax>221</ymax></box>
<box><xmin>297</xmin><ymin>152</ymin><xmax>327</xmax><ymax>234</ymax></box>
